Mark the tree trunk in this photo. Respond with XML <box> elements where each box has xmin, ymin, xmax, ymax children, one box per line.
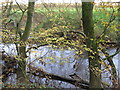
<box><xmin>16</xmin><ymin>0</ymin><xmax>35</xmax><ymax>84</ymax></box>
<box><xmin>117</xmin><ymin>2</ymin><xmax>120</xmax><ymax>87</ymax></box>
<box><xmin>82</xmin><ymin>2</ymin><xmax>101</xmax><ymax>88</ymax></box>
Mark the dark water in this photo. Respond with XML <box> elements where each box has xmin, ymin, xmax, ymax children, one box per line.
<box><xmin>0</xmin><ymin>44</ymin><xmax>120</xmax><ymax>88</ymax></box>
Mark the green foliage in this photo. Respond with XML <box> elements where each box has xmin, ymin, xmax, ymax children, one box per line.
<box><xmin>93</xmin><ymin>7</ymin><xmax>118</xmax><ymax>41</ymax></box>
<box><xmin>36</xmin><ymin>8</ymin><xmax>81</xmax><ymax>30</ymax></box>
<box><xmin>9</xmin><ymin>6</ymin><xmax>118</xmax><ymax>41</ymax></box>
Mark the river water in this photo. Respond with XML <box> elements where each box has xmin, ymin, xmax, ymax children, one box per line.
<box><xmin>0</xmin><ymin>44</ymin><xmax>120</xmax><ymax>88</ymax></box>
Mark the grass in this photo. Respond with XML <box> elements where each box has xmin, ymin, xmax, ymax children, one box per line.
<box><xmin>6</xmin><ymin>5</ymin><xmax>119</xmax><ymax>41</ymax></box>
<box><xmin>34</xmin><ymin>7</ymin><xmax>82</xmax><ymax>30</ymax></box>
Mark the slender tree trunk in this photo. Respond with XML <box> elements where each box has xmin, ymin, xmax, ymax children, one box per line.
<box><xmin>16</xmin><ymin>0</ymin><xmax>35</xmax><ymax>84</ymax></box>
<box><xmin>117</xmin><ymin>2</ymin><xmax>120</xmax><ymax>87</ymax></box>
<box><xmin>82</xmin><ymin>2</ymin><xmax>101</xmax><ymax>88</ymax></box>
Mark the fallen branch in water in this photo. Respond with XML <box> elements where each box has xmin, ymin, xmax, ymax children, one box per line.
<box><xmin>2</xmin><ymin>51</ymin><xmax>111</xmax><ymax>88</ymax></box>
<box><xmin>28</xmin><ymin>65</ymin><xmax>89</xmax><ymax>89</ymax></box>
<box><xmin>1</xmin><ymin>52</ymin><xmax>89</xmax><ymax>88</ymax></box>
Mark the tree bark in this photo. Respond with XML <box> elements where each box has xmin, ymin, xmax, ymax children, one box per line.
<box><xmin>82</xmin><ymin>2</ymin><xmax>101</xmax><ymax>88</ymax></box>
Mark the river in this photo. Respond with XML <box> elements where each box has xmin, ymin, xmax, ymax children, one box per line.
<box><xmin>1</xmin><ymin>43</ymin><xmax>120</xmax><ymax>88</ymax></box>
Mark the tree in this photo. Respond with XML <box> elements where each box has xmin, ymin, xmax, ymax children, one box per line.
<box><xmin>81</xmin><ymin>1</ymin><xmax>101</xmax><ymax>88</ymax></box>
<box><xmin>16</xmin><ymin>0</ymin><xmax>35</xmax><ymax>84</ymax></box>
<box><xmin>81</xmin><ymin>2</ymin><xmax>120</xmax><ymax>88</ymax></box>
